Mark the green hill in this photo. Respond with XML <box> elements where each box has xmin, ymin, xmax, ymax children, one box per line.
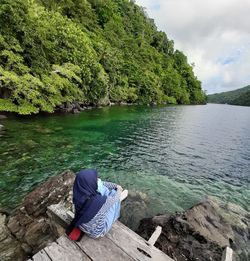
<box><xmin>0</xmin><ymin>0</ymin><xmax>206</xmax><ymax>115</ymax></box>
<box><xmin>207</xmin><ymin>85</ymin><xmax>250</xmax><ymax>106</ymax></box>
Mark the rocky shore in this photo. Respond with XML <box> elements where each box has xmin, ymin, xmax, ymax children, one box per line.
<box><xmin>137</xmin><ymin>198</ymin><xmax>250</xmax><ymax>261</ymax></box>
<box><xmin>55</xmin><ymin>101</ymin><xmax>134</xmax><ymax>114</ymax></box>
<box><xmin>0</xmin><ymin>171</ymin><xmax>249</xmax><ymax>261</ymax></box>
<box><xmin>0</xmin><ymin>170</ymin><xmax>75</xmax><ymax>261</ymax></box>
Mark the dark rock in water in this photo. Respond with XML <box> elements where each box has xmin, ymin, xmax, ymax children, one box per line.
<box><xmin>120</xmin><ymin>191</ymin><xmax>150</xmax><ymax>231</ymax></box>
<box><xmin>33</xmin><ymin>124</ymin><xmax>54</xmax><ymax>134</ymax></box>
<box><xmin>137</xmin><ymin>197</ymin><xmax>250</xmax><ymax>261</ymax></box>
<box><xmin>0</xmin><ymin>170</ymin><xmax>75</xmax><ymax>261</ymax></box>
<box><xmin>56</xmin><ymin>101</ymin><xmax>88</xmax><ymax>113</ymax></box>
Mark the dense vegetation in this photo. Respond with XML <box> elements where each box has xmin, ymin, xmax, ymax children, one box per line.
<box><xmin>0</xmin><ymin>0</ymin><xmax>206</xmax><ymax>115</ymax></box>
<box><xmin>207</xmin><ymin>85</ymin><xmax>250</xmax><ymax>106</ymax></box>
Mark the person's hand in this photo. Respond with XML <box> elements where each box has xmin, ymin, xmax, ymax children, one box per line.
<box><xmin>117</xmin><ymin>185</ymin><xmax>123</xmax><ymax>191</ymax></box>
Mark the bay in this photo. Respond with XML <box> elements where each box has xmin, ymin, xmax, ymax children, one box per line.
<box><xmin>0</xmin><ymin>104</ymin><xmax>249</xmax><ymax>226</ymax></box>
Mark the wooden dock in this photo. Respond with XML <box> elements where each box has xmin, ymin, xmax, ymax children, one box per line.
<box><xmin>28</xmin><ymin>204</ymin><xmax>174</xmax><ymax>261</ymax></box>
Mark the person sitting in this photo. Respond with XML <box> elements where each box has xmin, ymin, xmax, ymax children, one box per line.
<box><xmin>67</xmin><ymin>169</ymin><xmax>128</xmax><ymax>241</ymax></box>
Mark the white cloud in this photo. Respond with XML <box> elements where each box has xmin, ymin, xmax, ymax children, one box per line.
<box><xmin>136</xmin><ymin>0</ymin><xmax>250</xmax><ymax>94</ymax></box>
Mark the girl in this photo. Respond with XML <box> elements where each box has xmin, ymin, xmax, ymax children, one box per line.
<box><xmin>68</xmin><ymin>169</ymin><xmax>128</xmax><ymax>240</ymax></box>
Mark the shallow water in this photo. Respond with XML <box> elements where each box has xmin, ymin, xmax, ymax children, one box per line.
<box><xmin>0</xmin><ymin>104</ymin><xmax>249</xmax><ymax>226</ymax></box>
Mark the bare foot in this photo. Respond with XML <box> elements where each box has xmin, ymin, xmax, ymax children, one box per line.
<box><xmin>120</xmin><ymin>189</ymin><xmax>128</xmax><ymax>201</ymax></box>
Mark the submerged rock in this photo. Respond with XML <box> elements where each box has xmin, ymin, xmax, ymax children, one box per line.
<box><xmin>0</xmin><ymin>114</ymin><xmax>7</xmax><ymax>119</ymax></box>
<box><xmin>35</xmin><ymin>127</ymin><xmax>53</xmax><ymax>134</ymax></box>
<box><xmin>0</xmin><ymin>170</ymin><xmax>75</xmax><ymax>261</ymax></box>
<box><xmin>25</xmin><ymin>140</ymin><xmax>38</xmax><ymax>148</ymax></box>
<box><xmin>137</xmin><ymin>197</ymin><xmax>250</xmax><ymax>261</ymax></box>
<box><xmin>0</xmin><ymin>124</ymin><xmax>4</xmax><ymax>131</ymax></box>
<box><xmin>120</xmin><ymin>190</ymin><xmax>150</xmax><ymax>231</ymax></box>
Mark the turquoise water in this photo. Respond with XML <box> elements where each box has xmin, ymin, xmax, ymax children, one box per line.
<box><xmin>0</xmin><ymin>104</ymin><xmax>249</xmax><ymax>226</ymax></box>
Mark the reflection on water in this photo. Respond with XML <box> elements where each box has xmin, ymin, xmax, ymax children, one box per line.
<box><xmin>0</xmin><ymin>104</ymin><xmax>250</xmax><ymax>227</ymax></box>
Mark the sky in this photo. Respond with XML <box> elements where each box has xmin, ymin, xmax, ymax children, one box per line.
<box><xmin>136</xmin><ymin>0</ymin><xmax>250</xmax><ymax>94</ymax></box>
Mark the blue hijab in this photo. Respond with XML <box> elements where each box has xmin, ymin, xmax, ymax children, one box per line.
<box><xmin>73</xmin><ymin>169</ymin><xmax>107</xmax><ymax>226</ymax></box>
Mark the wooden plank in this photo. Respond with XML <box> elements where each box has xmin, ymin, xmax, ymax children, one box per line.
<box><xmin>31</xmin><ymin>249</ymin><xmax>51</xmax><ymax>261</ymax></box>
<box><xmin>44</xmin><ymin>235</ymin><xmax>91</xmax><ymax>261</ymax></box>
<box><xmin>115</xmin><ymin>221</ymin><xmax>150</xmax><ymax>242</ymax></box>
<box><xmin>148</xmin><ymin>226</ymin><xmax>162</xmax><ymax>246</ymax></box>
<box><xmin>106</xmin><ymin>221</ymin><xmax>174</xmax><ymax>261</ymax></box>
<box><xmin>75</xmin><ymin>233</ymin><xmax>133</xmax><ymax>261</ymax></box>
<box><xmin>47</xmin><ymin>205</ymin><xmax>132</xmax><ymax>260</ymax></box>
<box><xmin>47</xmin><ymin>204</ymin><xmax>173</xmax><ymax>261</ymax></box>
<box><xmin>221</xmin><ymin>247</ymin><xmax>233</xmax><ymax>261</ymax></box>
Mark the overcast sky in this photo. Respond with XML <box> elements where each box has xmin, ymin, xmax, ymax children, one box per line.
<box><xmin>136</xmin><ymin>0</ymin><xmax>250</xmax><ymax>94</ymax></box>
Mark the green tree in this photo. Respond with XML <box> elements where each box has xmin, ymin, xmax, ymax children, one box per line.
<box><xmin>0</xmin><ymin>0</ymin><xmax>206</xmax><ymax>115</ymax></box>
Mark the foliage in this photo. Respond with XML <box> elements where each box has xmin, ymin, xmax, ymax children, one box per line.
<box><xmin>207</xmin><ymin>85</ymin><xmax>250</xmax><ymax>106</ymax></box>
<box><xmin>0</xmin><ymin>0</ymin><xmax>206</xmax><ymax>114</ymax></box>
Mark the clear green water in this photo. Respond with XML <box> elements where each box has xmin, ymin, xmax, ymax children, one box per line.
<box><xmin>0</xmin><ymin>104</ymin><xmax>249</xmax><ymax>227</ymax></box>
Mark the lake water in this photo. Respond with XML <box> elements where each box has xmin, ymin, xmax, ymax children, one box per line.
<box><xmin>0</xmin><ymin>104</ymin><xmax>249</xmax><ymax>228</ymax></box>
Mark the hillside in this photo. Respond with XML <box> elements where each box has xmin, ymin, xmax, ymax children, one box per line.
<box><xmin>0</xmin><ymin>0</ymin><xmax>206</xmax><ymax>115</ymax></box>
<box><xmin>207</xmin><ymin>85</ymin><xmax>250</xmax><ymax>106</ymax></box>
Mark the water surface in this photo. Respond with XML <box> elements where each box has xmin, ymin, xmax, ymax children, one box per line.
<box><xmin>0</xmin><ymin>104</ymin><xmax>249</xmax><ymax>227</ymax></box>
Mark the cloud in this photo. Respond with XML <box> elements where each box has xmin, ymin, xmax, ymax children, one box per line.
<box><xmin>136</xmin><ymin>0</ymin><xmax>250</xmax><ymax>94</ymax></box>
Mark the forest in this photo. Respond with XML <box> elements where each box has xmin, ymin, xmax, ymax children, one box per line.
<box><xmin>0</xmin><ymin>0</ymin><xmax>206</xmax><ymax>115</ymax></box>
<box><xmin>207</xmin><ymin>85</ymin><xmax>250</xmax><ymax>106</ymax></box>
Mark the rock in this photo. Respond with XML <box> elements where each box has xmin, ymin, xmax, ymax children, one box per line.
<box><xmin>120</xmin><ymin>190</ymin><xmax>150</xmax><ymax>231</ymax></box>
<box><xmin>22</xmin><ymin>170</ymin><xmax>74</xmax><ymax>216</ymax></box>
<box><xmin>119</xmin><ymin>101</ymin><xmax>128</xmax><ymax>105</ymax></box>
<box><xmin>63</xmin><ymin>102</ymin><xmax>74</xmax><ymax>113</ymax></box>
<box><xmin>56</xmin><ymin>102</ymin><xmax>93</xmax><ymax>113</ymax></box>
<box><xmin>0</xmin><ymin>124</ymin><xmax>4</xmax><ymax>131</ymax></box>
<box><xmin>74</xmin><ymin>102</ymin><xmax>82</xmax><ymax>111</ymax></box>
<box><xmin>1</xmin><ymin>170</ymin><xmax>248</xmax><ymax>261</ymax></box>
<box><xmin>72</xmin><ymin>108</ymin><xmax>80</xmax><ymax>114</ymax></box>
<box><xmin>21</xmin><ymin>243</ymin><xmax>32</xmax><ymax>254</ymax></box>
<box><xmin>7</xmin><ymin>216</ymin><xmax>21</xmax><ymax>235</ymax></box>
<box><xmin>24</xmin><ymin>220</ymin><xmax>52</xmax><ymax>247</ymax></box>
<box><xmin>97</xmin><ymin>96</ymin><xmax>110</xmax><ymax>106</ymax></box>
<box><xmin>0</xmin><ymin>114</ymin><xmax>7</xmax><ymax>119</ymax></box>
<box><xmin>35</xmin><ymin>127</ymin><xmax>53</xmax><ymax>134</ymax></box>
<box><xmin>0</xmin><ymin>214</ymin><xmax>8</xmax><ymax>242</ymax></box>
<box><xmin>137</xmin><ymin>197</ymin><xmax>250</xmax><ymax>261</ymax></box>
<box><xmin>25</xmin><ymin>140</ymin><xmax>38</xmax><ymax>148</ymax></box>
<box><xmin>0</xmin><ymin>213</ymin><xmax>25</xmax><ymax>261</ymax></box>
<box><xmin>0</xmin><ymin>170</ymin><xmax>75</xmax><ymax>260</ymax></box>
<box><xmin>184</xmin><ymin>199</ymin><xmax>233</xmax><ymax>247</ymax></box>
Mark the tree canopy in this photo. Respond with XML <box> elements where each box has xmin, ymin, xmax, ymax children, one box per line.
<box><xmin>0</xmin><ymin>0</ymin><xmax>206</xmax><ymax>114</ymax></box>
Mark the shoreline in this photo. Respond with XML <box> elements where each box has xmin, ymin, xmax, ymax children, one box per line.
<box><xmin>0</xmin><ymin>100</ymin><xmax>207</xmax><ymax>119</ymax></box>
<box><xmin>0</xmin><ymin>171</ymin><xmax>249</xmax><ymax>261</ymax></box>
